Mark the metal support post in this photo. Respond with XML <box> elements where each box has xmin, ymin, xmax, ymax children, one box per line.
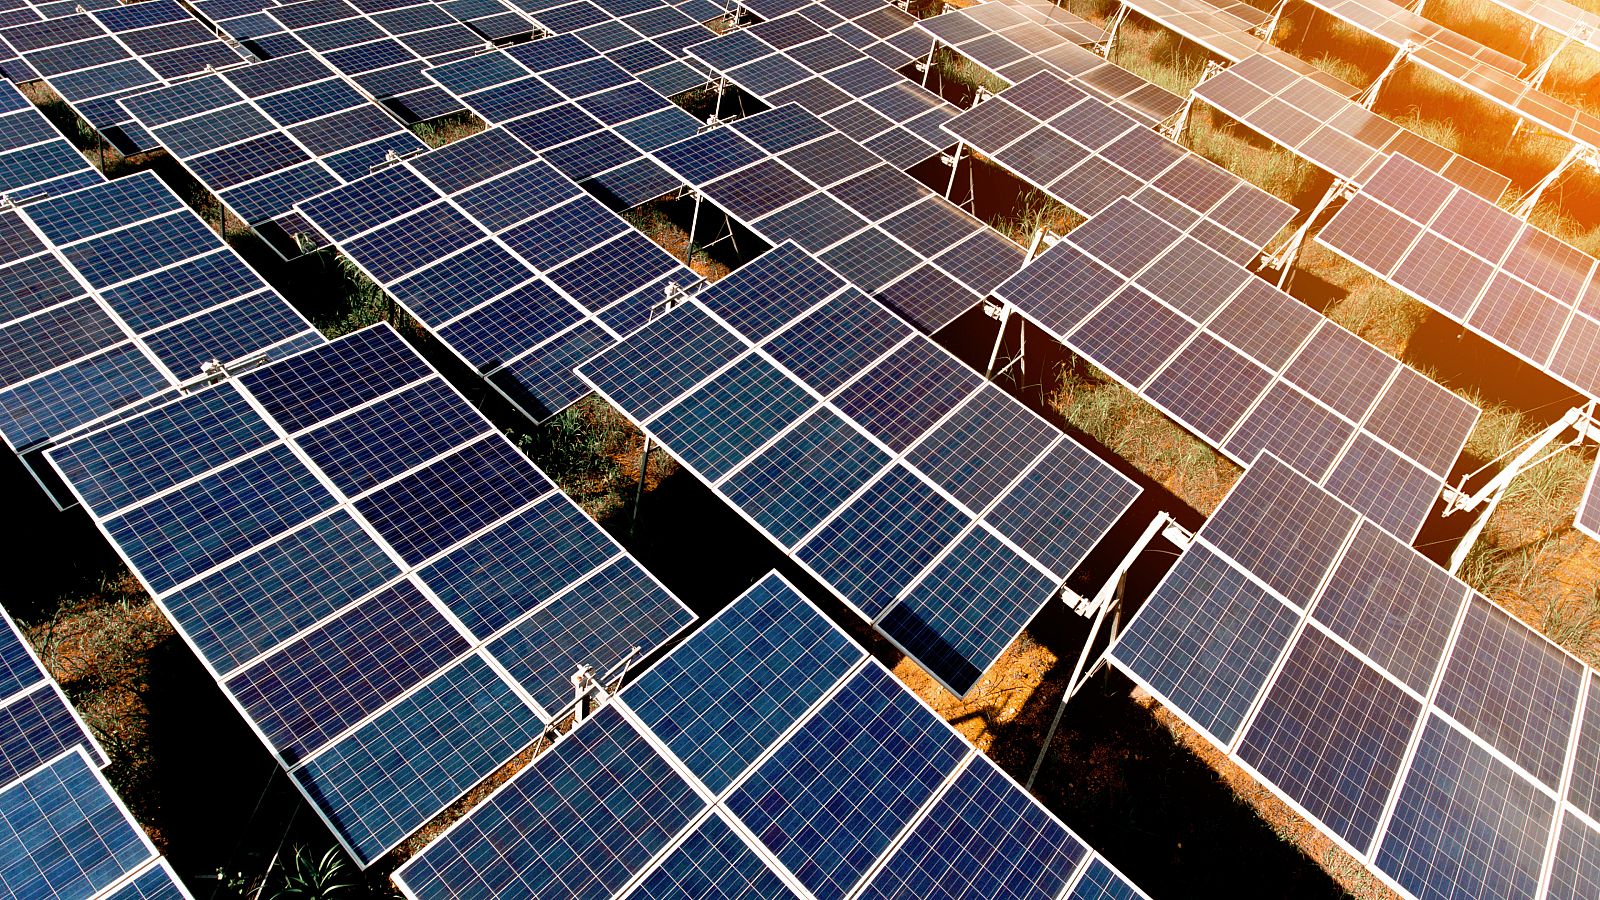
<box><xmin>984</xmin><ymin>302</ymin><xmax>1012</xmax><ymax>380</ymax></box>
<box><xmin>1358</xmin><ymin>41</ymin><xmax>1414</xmax><ymax>110</ymax></box>
<box><xmin>707</xmin><ymin>76</ymin><xmax>728</xmax><ymax>128</ymax></box>
<box><xmin>921</xmin><ymin>39</ymin><xmax>938</xmax><ymax>90</ymax></box>
<box><xmin>1161</xmin><ymin>60</ymin><xmax>1225</xmax><ymax>142</ymax></box>
<box><xmin>684</xmin><ymin>190</ymin><xmax>704</xmax><ymax>265</ymax></box>
<box><xmin>630</xmin><ymin>435</ymin><xmax>652</xmax><ymax>536</ymax></box>
<box><xmin>1095</xmin><ymin>2</ymin><xmax>1130</xmax><ymax>58</ymax></box>
<box><xmin>1261</xmin><ymin>177</ymin><xmax>1353</xmax><ymax>288</ymax></box>
<box><xmin>1524</xmin><ymin>32</ymin><xmax>1575</xmax><ymax>90</ymax></box>
<box><xmin>1511</xmin><ymin>143</ymin><xmax>1598</xmax><ymax>220</ymax></box>
<box><xmin>1254</xmin><ymin>0</ymin><xmax>1289</xmax><ymax>38</ymax></box>
<box><xmin>943</xmin><ymin>140</ymin><xmax>965</xmax><ymax>202</ymax></box>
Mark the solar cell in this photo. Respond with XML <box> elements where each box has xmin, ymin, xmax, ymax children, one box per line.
<box><xmin>49</xmin><ymin>325</ymin><xmax>694</xmax><ymax>866</ymax></box>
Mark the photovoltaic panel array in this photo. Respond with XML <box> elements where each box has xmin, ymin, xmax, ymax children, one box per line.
<box><xmin>395</xmin><ymin>572</ymin><xmax>1151</xmax><ymax>900</ymax></box>
<box><xmin>946</xmin><ymin>71</ymin><xmax>1295</xmax><ymax>260</ymax></box>
<box><xmin>1110</xmin><ymin>453</ymin><xmax>1600</xmax><ymax>900</ymax></box>
<box><xmin>296</xmin><ymin>125</ymin><xmax>698</xmax><ymax>422</ymax></box>
<box><xmin>263</xmin><ymin>0</ymin><xmax>535</xmax><ymax>123</ymax></box>
<box><xmin>1193</xmin><ymin>53</ymin><xmax>1508</xmax><ymax>199</ymax></box>
<box><xmin>1482</xmin><ymin>0</ymin><xmax>1600</xmax><ymax>55</ymax></box>
<box><xmin>918</xmin><ymin>0</ymin><xmax>1185</xmax><ymax>126</ymax></box>
<box><xmin>0</xmin><ymin>78</ymin><xmax>104</xmax><ymax>200</ymax></box>
<box><xmin>120</xmin><ymin>52</ymin><xmax>427</xmax><ymax>259</ymax></box>
<box><xmin>734</xmin><ymin>0</ymin><xmax>937</xmax><ymax>78</ymax></box>
<box><xmin>995</xmin><ymin>196</ymin><xmax>1478</xmax><ymax>541</ymax></box>
<box><xmin>508</xmin><ymin>0</ymin><xmax>720</xmax><ymax>99</ymax></box>
<box><xmin>579</xmin><ymin>242</ymin><xmax>1141</xmax><ymax>695</ymax></box>
<box><xmin>1317</xmin><ymin>153</ymin><xmax>1600</xmax><ymax>402</ymax></box>
<box><xmin>0</xmin><ymin>605</ymin><xmax>104</xmax><ymax>788</ymax></box>
<box><xmin>422</xmin><ymin>36</ymin><xmax>692</xmax><ymax>208</ymax></box>
<box><xmin>684</xmin><ymin>8</ymin><xmax>961</xmax><ymax>169</ymax></box>
<box><xmin>47</xmin><ymin>324</ymin><xmax>695</xmax><ymax>867</ymax></box>
<box><xmin>187</xmin><ymin>0</ymin><xmax>315</xmax><ymax>62</ymax></box>
<box><xmin>649</xmin><ymin>103</ymin><xmax>1021</xmax><ymax>332</ymax></box>
<box><xmin>1109</xmin><ymin>0</ymin><xmax>1362</xmax><ymax>92</ymax></box>
<box><xmin>0</xmin><ymin>171</ymin><xmax>323</xmax><ymax>494</ymax></box>
<box><xmin>0</xmin><ymin>748</ymin><xmax>195</xmax><ymax>900</ymax></box>
<box><xmin>3</xmin><ymin>0</ymin><xmax>250</xmax><ymax>153</ymax></box>
<box><xmin>1298</xmin><ymin>0</ymin><xmax>1600</xmax><ymax>149</ymax></box>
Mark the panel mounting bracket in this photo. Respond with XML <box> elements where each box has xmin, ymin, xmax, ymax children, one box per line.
<box><xmin>1358</xmin><ymin>41</ymin><xmax>1415</xmax><ymax>111</ymax></box>
<box><xmin>1511</xmin><ymin>143</ymin><xmax>1600</xmax><ymax>220</ymax></box>
<box><xmin>1258</xmin><ymin>176</ymin><xmax>1356</xmax><ymax>288</ymax></box>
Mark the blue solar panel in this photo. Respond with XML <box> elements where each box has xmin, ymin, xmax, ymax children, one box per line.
<box><xmin>0</xmin><ymin>749</ymin><xmax>152</xmax><ymax>900</ymax></box>
<box><xmin>1112</xmin><ymin>544</ymin><xmax>1300</xmax><ymax>745</ymax></box>
<box><xmin>0</xmin><ymin>621</ymin><xmax>39</xmax><ymax>702</ymax></box>
<box><xmin>698</xmin><ymin>241</ymin><xmax>846</xmax><ymax>342</ymax></box>
<box><xmin>0</xmin><ymin>688</ymin><xmax>104</xmax><ymax>787</ymax></box>
<box><xmin>859</xmin><ymin>755</ymin><xmax>1087</xmax><ymax>900</ymax></box>
<box><xmin>720</xmin><ymin>407</ymin><xmax>889</xmax><ymax>549</ymax></box>
<box><xmin>1549</xmin><ymin>811</ymin><xmax>1600</xmax><ymax>900</ymax></box>
<box><xmin>239</xmin><ymin>326</ymin><xmax>429</xmax><ymax>433</ymax></box>
<box><xmin>294</xmin><ymin>653</ymin><xmax>544</xmax><ymax>865</ymax></box>
<box><xmin>649</xmin><ymin>353</ymin><xmax>816</xmax><ymax>481</ymax></box>
<box><xmin>627</xmin><ymin>572</ymin><xmax>862</xmax><ymax>792</ymax></box>
<box><xmin>727</xmin><ymin>664</ymin><xmax>966</xmax><ymax>900</ymax></box>
<box><xmin>760</xmin><ymin>291</ymin><xmax>913</xmax><ymax>399</ymax></box>
<box><xmin>101</xmin><ymin>861</ymin><xmax>192</xmax><ymax>900</ymax></box>
<box><xmin>581</xmin><ymin>302</ymin><xmax>747</xmax><ymax>420</ymax></box>
<box><xmin>983</xmin><ymin>439</ymin><xmax>1141</xmax><ymax>579</ymax></box>
<box><xmin>832</xmin><ymin>336</ymin><xmax>981</xmax><ymax>451</ymax></box>
<box><xmin>880</xmin><ymin>527</ymin><xmax>1058</xmax><ymax>695</ymax></box>
<box><xmin>226</xmin><ymin>579</ymin><xmax>468</xmax><ymax>763</ymax></box>
<box><xmin>631</xmin><ymin>814</ymin><xmax>801</xmax><ymax>900</ymax></box>
<box><xmin>485</xmin><ymin>556</ymin><xmax>693</xmax><ymax>715</ymax></box>
<box><xmin>392</xmin><ymin>703</ymin><xmax>700</xmax><ymax>899</ymax></box>
<box><xmin>1065</xmin><ymin>859</ymin><xmax>1145</xmax><ymax>900</ymax></box>
<box><xmin>906</xmin><ymin>383</ymin><xmax>1057</xmax><ymax>512</ymax></box>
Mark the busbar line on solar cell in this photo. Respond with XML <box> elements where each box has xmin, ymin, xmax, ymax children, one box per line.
<box><xmin>1317</xmin><ymin>153</ymin><xmax>1600</xmax><ymax>405</ymax></box>
<box><xmin>577</xmin><ymin>241</ymin><xmax>1140</xmax><ymax>696</ymax></box>
<box><xmin>0</xmin><ymin>748</ymin><xmax>181</xmax><ymax>900</ymax></box>
<box><xmin>942</xmin><ymin>71</ymin><xmax>1295</xmax><ymax>263</ymax></box>
<box><xmin>47</xmin><ymin>324</ymin><xmax>694</xmax><ymax>867</ymax></box>
<box><xmin>394</xmin><ymin>571</ymin><xmax>1153</xmax><ymax>900</ymax></box>
<box><xmin>916</xmin><ymin>0</ymin><xmax>1186</xmax><ymax>126</ymax></box>
<box><xmin>992</xmin><ymin>195</ymin><xmax>1477</xmax><ymax>542</ymax></box>
<box><xmin>3</xmin><ymin>0</ymin><xmax>250</xmax><ymax>154</ymax></box>
<box><xmin>0</xmin><ymin>170</ymin><xmax>323</xmax><ymax>499</ymax></box>
<box><xmin>0</xmin><ymin>80</ymin><xmax>104</xmax><ymax>200</ymax></box>
<box><xmin>1191</xmin><ymin>53</ymin><xmax>1509</xmax><ymax>200</ymax></box>
<box><xmin>1109</xmin><ymin>454</ymin><xmax>1600</xmax><ymax>900</ymax></box>
<box><xmin>1294</xmin><ymin>0</ymin><xmax>1600</xmax><ymax>150</ymax></box>
<box><xmin>119</xmin><ymin>53</ymin><xmax>427</xmax><ymax>259</ymax></box>
<box><xmin>295</xmin><ymin>124</ymin><xmax>700</xmax><ymax>424</ymax></box>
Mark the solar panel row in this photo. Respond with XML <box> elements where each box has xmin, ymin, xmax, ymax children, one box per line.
<box><xmin>188</xmin><ymin>0</ymin><xmax>317</xmax><ymax>63</ymax></box>
<box><xmin>579</xmin><ymin>241</ymin><xmax>1140</xmax><ymax>695</ymax></box>
<box><xmin>3</xmin><ymin>0</ymin><xmax>250</xmax><ymax>153</ymax></box>
<box><xmin>684</xmin><ymin>7</ymin><xmax>961</xmax><ymax>170</ymax></box>
<box><xmin>509</xmin><ymin>0</ymin><xmax>720</xmax><ymax>98</ymax></box>
<box><xmin>1480</xmin><ymin>0</ymin><xmax>1600</xmax><ymax>55</ymax></box>
<box><xmin>1111</xmin><ymin>454</ymin><xmax>1600</xmax><ymax>900</ymax></box>
<box><xmin>0</xmin><ymin>606</ymin><xmax>104</xmax><ymax>788</ymax></box>
<box><xmin>1194</xmin><ymin>52</ymin><xmax>1510</xmax><ymax>199</ymax></box>
<box><xmin>422</xmin><ymin>35</ymin><xmax>693</xmax><ymax>208</ymax></box>
<box><xmin>735</xmin><ymin>0</ymin><xmax>937</xmax><ymax>80</ymax></box>
<box><xmin>0</xmin><ymin>78</ymin><xmax>104</xmax><ymax>200</ymax></box>
<box><xmin>395</xmin><ymin>572</ymin><xmax>1151</xmax><ymax>900</ymax></box>
<box><xmin>120</xmin><ymin>51</ymin><xmax>428</xmax><ymax>258</ymax></box>
<box><xmin>295</xmin><ymin>123</ymin><xmax>699</xmax><ymax>423</ymax></box>
<box><xmin>1317</xmin><ymin>153</ymin><xmax>1600</xmax><ymax>403</ymax></box>
<box><xmin>917</xmin><ymin>0</ymin><xmax>1186</xmax><ymax>125</ymax></box>
<box><xmin>995</xmin><ymin>196</ymin><xmax>1480</xmax><ymax>541</ymax></box>
<box><xmin>648</xmin><ymin>102</ymin><xmax>1019</xmax><ymax>332</ymax></box>
<box><xmin>47</xmin><ymin>324</ymin><xmax>695</xmax><ymax>866</ymax></box>
<box><xmin>944</xmin><ymin>70</ymin><xmax>1296</xmax><ymax>262</ymax></box>
<box><xmin>0</xmin><ymin>171</ymin><xmax>323</xmax><ymax>504</ymax></box>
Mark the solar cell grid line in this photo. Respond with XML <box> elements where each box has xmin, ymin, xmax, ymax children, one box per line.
<box><xmin>643</xmin><ymin>102</ymin><xmax>1016</xmax><ymax>332</ymax></box>
<box><xmin>1108</xmin><ymin>453</ymin><xmax>1600</xmax><ymax>900</ymax></box>
<box><xmin>0</xmin><ymin>79</ymin><xmax>105</xmax><ymax>201</ymax></box>
<box><xmin>0</xmin><ymin>171</ymin><xmax>323</xmax><ymax>499</ymax></box>
<box><xmin>394</xmin><ymin>571</ymin><xmax>1154</xmax><ymax>900</ymax></box>
<box><xmin>295</xmin><ymin>124</ymin><xmax>701</xmax><ymax>424</ymax></box>
<box><xmin>118</xmin><ymin>52</ymin><xmax>427</xmax><ymax>259</ymax></box>
<box><xmin>993</xmin><ymin>196</ymin><xmax>1476</xmax><ymax>541</ymax></box>
<box><xmin>1295</xmin><ymin>0</ymin><xmax>1600</xmax><ymax>149</ymax></box>
<box><xmin>914</xmin><ymin>0</ymin><xmax>1187</xmax><ymax>126</ymax></box>
<box><xmin>942</xmin><ymin>71</ymin><xmax>1296</xmax><ymax>262</ymax></box>
<box><xmin>0</xmin><ymin>748</ymin><xmax>173</xmax><ymax>900</ymax></box>
<box><xmin>46</xmin><ymin>323</ymin><xmax>695</xmax><ymax>867</ymax></box>
<box><xmin>3</xmin><ymin>0</ymin><xmax>250</xmax><ymax>153</ymax></box>
<box><xmin>1317</xmin><ymin>153</ymin><xmax>1600</xmax><ymax>403</ymax></box>
<box><xmin>1192</xmin><ymin>53</ymin><xmax>1510</xmax><ymax>200</ymax></box>
<box><xmin>577</xmin><ymin>240</ymin><xmax>1141</xmax><ymax>695</ymax></box>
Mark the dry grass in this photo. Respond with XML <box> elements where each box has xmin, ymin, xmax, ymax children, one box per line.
<box><xmin>410</xmin><ymin>111</ymin><xmax>485</xmax><ymax>148</ymax></box>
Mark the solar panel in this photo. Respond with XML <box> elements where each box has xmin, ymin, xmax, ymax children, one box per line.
<box><xmin>1295</xmin><ymin>0</ymin><xmax>1600</xmax><ymax>150</ymax></box>
<box><xmin>0</xmin><ymin>607</ymin><xmax>105</xmax><ymax>789</ymax></box>
<box><xmin>1578</xmin><ymin>454</ymin><xmax>1600</xmax><ymax>543</ymax></box>
<box><xmin>48</xmin><ymin>324</ymin><xmax>695</xmax><ymax>866</ymax></box>
<box><xmin>395</xmin><ymin>572</ymin><xmax>1151</xmax><ymax>900</ymax></box>
<box><xmin>1319</xmin><ymin>153</ymin><xmax>1600</xmax><ymax>403</ymax></box>
<box><xmin>296</xmin><ymin>125</ymin><xmax>700</xmax><ymax>423</ymax></box>
<box><xmin>1110</xmin><ymin>454</ymin><xmax>1600</xmax><ymax>900</ymax></box>
<box><xmin>578</xmin><ymin>241</ymin><xmax>1140</xmax><ymax>695</ymax></box>
<box><xmin>1194</xmin><ymin>54</ymin><xmax>1509</xmax><ymax>199</ymax></box>
<box><xmin>120</xmin><ymin>53</ymin><xmax>427</xmax><ymax>258</ymax></box>
<box><xmin>0</xmin><ymin>171</ymin><xmax>322</xmax><ymax>503</ymax></box>
<box><xmin>917</xmin><ymin>0</ymin><xmax>1185</xmax><ymax>125</ymax></box>
<box><xmin>648</xmin><ymin>103</ymin><xmax>1011</xmax><ymax>332</ymax></box>
<box><xmin>4</xmin><ymin>1</ymin><xmax>249</xmax><ymax>153</ymax></box>
<box><xmin>994</xmin><ymin>196</ymin><xmax>1475</xmax><ymax>541</ymax></box>
<box><xmin>945</xmin><ymin>71</ymin><xmax>1295</xmax><ymax>261</ymax></box>
<box><xmin>1478</xmin><ymin>0</ymin><xmax>1600</xmax><ymax>56</ymax></box>
<box><xmin>0</xmin><ymin>80</ymin><xmax>104</xmax><ymax>200</ymax></box>
<box><xmin>505</xmin><ymin>0</ymin><xmax>716</xmax><ymax>96</ymax></box>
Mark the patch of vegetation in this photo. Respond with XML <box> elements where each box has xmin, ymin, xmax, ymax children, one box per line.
<box><xmin>517</xmin><ymin>395</ymin><xmax>667</xmax><ymax>522</ymax></box>
<box><xmin>409</xmin><ymin>112</ymin><xmax>484</xmax><ymax>148</ymax></box>
<box><xmin>301</xmin><ymin>254</ymin><xmax>392</xmax><ymax>338</ymax></box>
<box><xmin>1051</xmin><ymin>364</ymin><xmax>1240</xmax><ymax>514</ymax></box>
<box><xmin>989</xmin><ymin>188</ymin><xmax>1083</xmax><ymax>245</ymax></box>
